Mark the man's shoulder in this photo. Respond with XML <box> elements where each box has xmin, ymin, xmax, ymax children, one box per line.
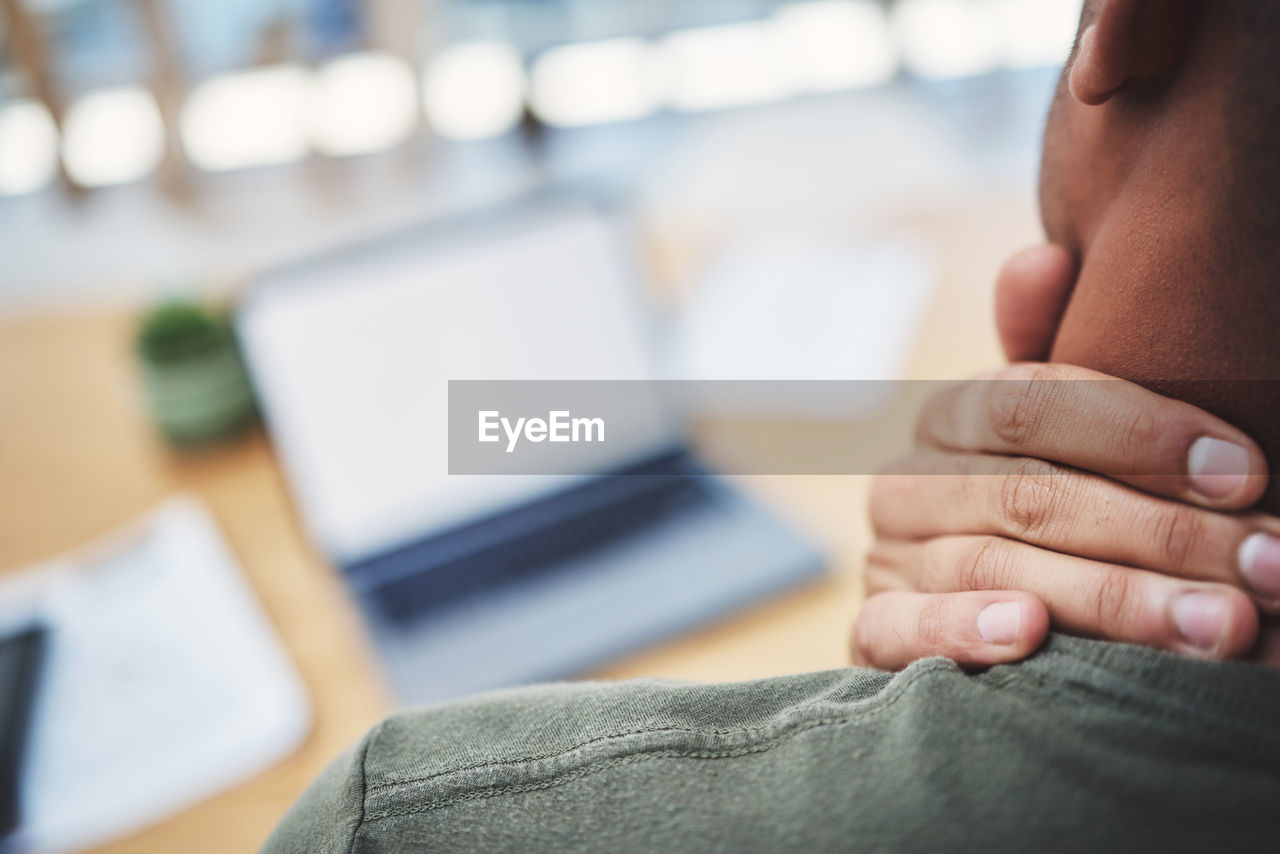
<box><xmin>359</xmin><ymin>663</ymin><xmax>908</xmax><ymax>803</ymax></box>
<box><xmin>261</xmin><ymin>638</ymin><xmax>1280</xmax><ymax>853</ymax></box>
<box><xmin>260</xmin><ymin>663</ymin><xmax>922</xmax><ymax>853</ymax></box>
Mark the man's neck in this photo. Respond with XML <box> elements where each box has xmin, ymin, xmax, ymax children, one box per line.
<box><xmin>1048</xmin><ymin>160</ymin><xmax>1280</xmax><ymax>512</ymax></box>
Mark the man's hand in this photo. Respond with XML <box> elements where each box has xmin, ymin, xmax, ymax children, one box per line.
<box><xmin>853</xmin><ymin>245</ymin><xmax>1280</xmax><ymax>670</ymax></box>
<box><xmin>853</xmin><ymin>363</ymin><xmax>1279</xmax><ymax>670</ymax></box>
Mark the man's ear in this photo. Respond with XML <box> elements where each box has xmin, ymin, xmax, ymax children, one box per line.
<box><xmin>1068</xmin><ymin>0</ymin><xmax>1204</xmax><ymax>105</ymax></box>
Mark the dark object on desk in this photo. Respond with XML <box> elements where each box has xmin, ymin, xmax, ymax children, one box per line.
<box><xmin>0</xmin><ymin>624</ymin><xmax>47</xmax><ymax>840</ymax></box>
<box><xmin>355</xmin><ymin>451</ymin><xmax>714</xmax><ymax>625</ymax></box>
<box><xmin>349</xmin><ymin>447</ymin><xmax>823</xmax><ymax>705</ymax></box>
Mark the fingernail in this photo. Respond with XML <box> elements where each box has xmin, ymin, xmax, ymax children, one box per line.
<box><xmin>1187</xmin><ymin>437</ymin><xmax>1250</xmax><ymax>500</ymax></box>
<box><xmin>1171</xmin><ymin>592</ymin><xmax>1228</xmax><ymax>652</ymax></box>
<box><xmin>978</xmin><ymin>601</ymin><xmax>1021</xmax><ymax>645</ymax></box>
<box><xmin>1239</xmin><ymin>533</ymin><xmax>1280</xmax><ymax>599</ymax></box>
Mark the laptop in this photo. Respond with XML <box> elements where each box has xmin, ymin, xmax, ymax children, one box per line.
<box><xmin>236</xmin><ymin>192</ymin><xmax>824</xmax><ymax>704</ymax></box>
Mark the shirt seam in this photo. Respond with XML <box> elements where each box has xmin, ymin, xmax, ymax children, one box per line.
<box><xmin>359</xmin><ymin>662</ymin><xmax>946</xmax><ymax>823</ymax></box>
<box><xmin>371</xmin><ymin>660</ymin><xmax>952</xmax><ymax>793</ymax></box>
<box><xmin>365</xmin><ymin>662</ymin><xmax>948</xmax><ymax>794</ymax></box>
<box><xmin>348</xmin><ymin>719</ymin><xmax>384</xmax><ymax>854</ymax></box>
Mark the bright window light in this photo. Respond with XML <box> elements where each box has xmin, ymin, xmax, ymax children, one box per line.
<box><xmin>661</xmin><ymin>22</ymin><xmax>795</xmax><ymax>113</ymax></box>
<box><xmin>310</xmin><ymin>51</ymin><xmax>418</xmax><ymax>156</ymax></box>
<box><xmin>529</xmin><ymin>38</ymin><xmax>667</xmax><ymax>128</ymax></box>
<box><xmin>181</xmin><ymin>65</ymin><xmax>311</xmax><ymax>172</ymax></box>
<box><xmin>993</xmin><ymin>0</ymin><xmax>1082</xmax><ymax>70</ymax></box>
<box><xmin>0</xmin><ymin>100</ymin><xmax>58</xmax><ymax>196</ymax></box>
<box><xmin>894</xmin><ymin>0</ymin><xmax>1003</xmax><ymax>80</ymax></box>
<box><xmin>422</xmin><ymin>41</ymin><xmax>526</xmax><ymax>141</ymax></box>
<box><xmin>770</xmin><ymin>0</ymin><xmax>899</xmax><ymax>92</ymax></box>
<box><xmin>61</xmin><ymin>86</ymin><xmax>164</xmax><ymax>187</ymax></box>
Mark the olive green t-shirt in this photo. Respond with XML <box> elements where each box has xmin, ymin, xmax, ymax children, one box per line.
<box><xmin>262</xmin><ymin>634</ymin><xmax>1280</xmax><ymax>852</ymax></box>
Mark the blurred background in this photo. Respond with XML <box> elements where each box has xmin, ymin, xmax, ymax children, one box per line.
<box><xmin>0</xmin><ymin>0</ymin><xmax>1078</xmax><ymax>304</ymax></box>
<box><xmin>0</xmin><ymin>1</ymin><xmax>1080</xmax><ymax>852</ymax></box>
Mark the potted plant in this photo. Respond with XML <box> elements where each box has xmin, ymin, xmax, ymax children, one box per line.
<box><xmin>136</xmin><ymin>301</ymin><xmax>256</xmax><ymax>446</ymax></box>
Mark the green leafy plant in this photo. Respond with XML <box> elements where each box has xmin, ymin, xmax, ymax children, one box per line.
<box><xmin>136</xmin><ymin>299</ymin><xmax>256</xmax><ymax>445</ymax></box>
<box><xmin>137</xmin><ymin>301</ymin><xmax>233</xmax><ymax>364</ymax></box>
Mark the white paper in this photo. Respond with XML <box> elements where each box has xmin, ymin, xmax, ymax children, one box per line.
<box><xmin>669</xmin><ymin>231</ymin><xmax>936</xmax><ymax>417</ymax></box>
<box><xmin>0</xmin><ymin>498</ymin><xmax>310</xmax><ymax>854</ymax></box>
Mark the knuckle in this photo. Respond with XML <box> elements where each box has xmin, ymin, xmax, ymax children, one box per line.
<box><xmin>1112</xmin><ymin>406</ymin><xmax>1160</xmax><ymax>474</ymax></box>
<box><xmin>1091</xmin><ymin>569</ymin><xmax>1139</xmax><ymax>631</ymax></box>
<box><xmin>1148</xmin><ymin>504</ymin><xmax>1203</xmax><ymax>575</ymax></box>
<box><xmin>995</xmin><ymin>459</ymin><xmax>1063</xmax><ymax>539</ymax></box>
<box><xmin>956</xmin><ymin>537</ymin><xmax>1013</xmax><ymax>592</ymax></box>
<box><xmin>988</xmin><ymin>365</ymin><xmax>1060</xmax><ymax>449</ymax></box>
<box><xmin>916</xmin><ymin>597</ymin><xmax>952</xmax><ymax>650</ymax></box>
<box><xmin>989</xmin><ymin>391</ymin><xmax>1035</xmax><ymax>448</ymax></box>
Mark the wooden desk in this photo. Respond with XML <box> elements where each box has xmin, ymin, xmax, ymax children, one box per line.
<box><xmin>0</xmin><ymin>192</ymin><xmax>1033</xmax><ymax>852</ymax></box>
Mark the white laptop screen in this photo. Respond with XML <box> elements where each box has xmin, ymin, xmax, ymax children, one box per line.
<box><xmin>237</xmin><ymin>198</ymin><xmax>677</xmax><ymax>564</ymax></box>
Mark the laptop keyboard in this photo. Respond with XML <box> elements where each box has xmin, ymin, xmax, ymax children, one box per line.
<box><xmin>349</xmin><ymin>451</ymin><xmax>716</xmax><ymax>627</ymax></box>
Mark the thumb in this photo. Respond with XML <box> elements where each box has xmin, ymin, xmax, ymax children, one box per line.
<box><xmin>852</xmin><ymin>591</ymin><xmax>1050</xmax><ymax>671</ymax></box>
<box><xmin>995</xmin><ymin>244</ymin><xmax>1077</xmax><ymax>362</ymax></box>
